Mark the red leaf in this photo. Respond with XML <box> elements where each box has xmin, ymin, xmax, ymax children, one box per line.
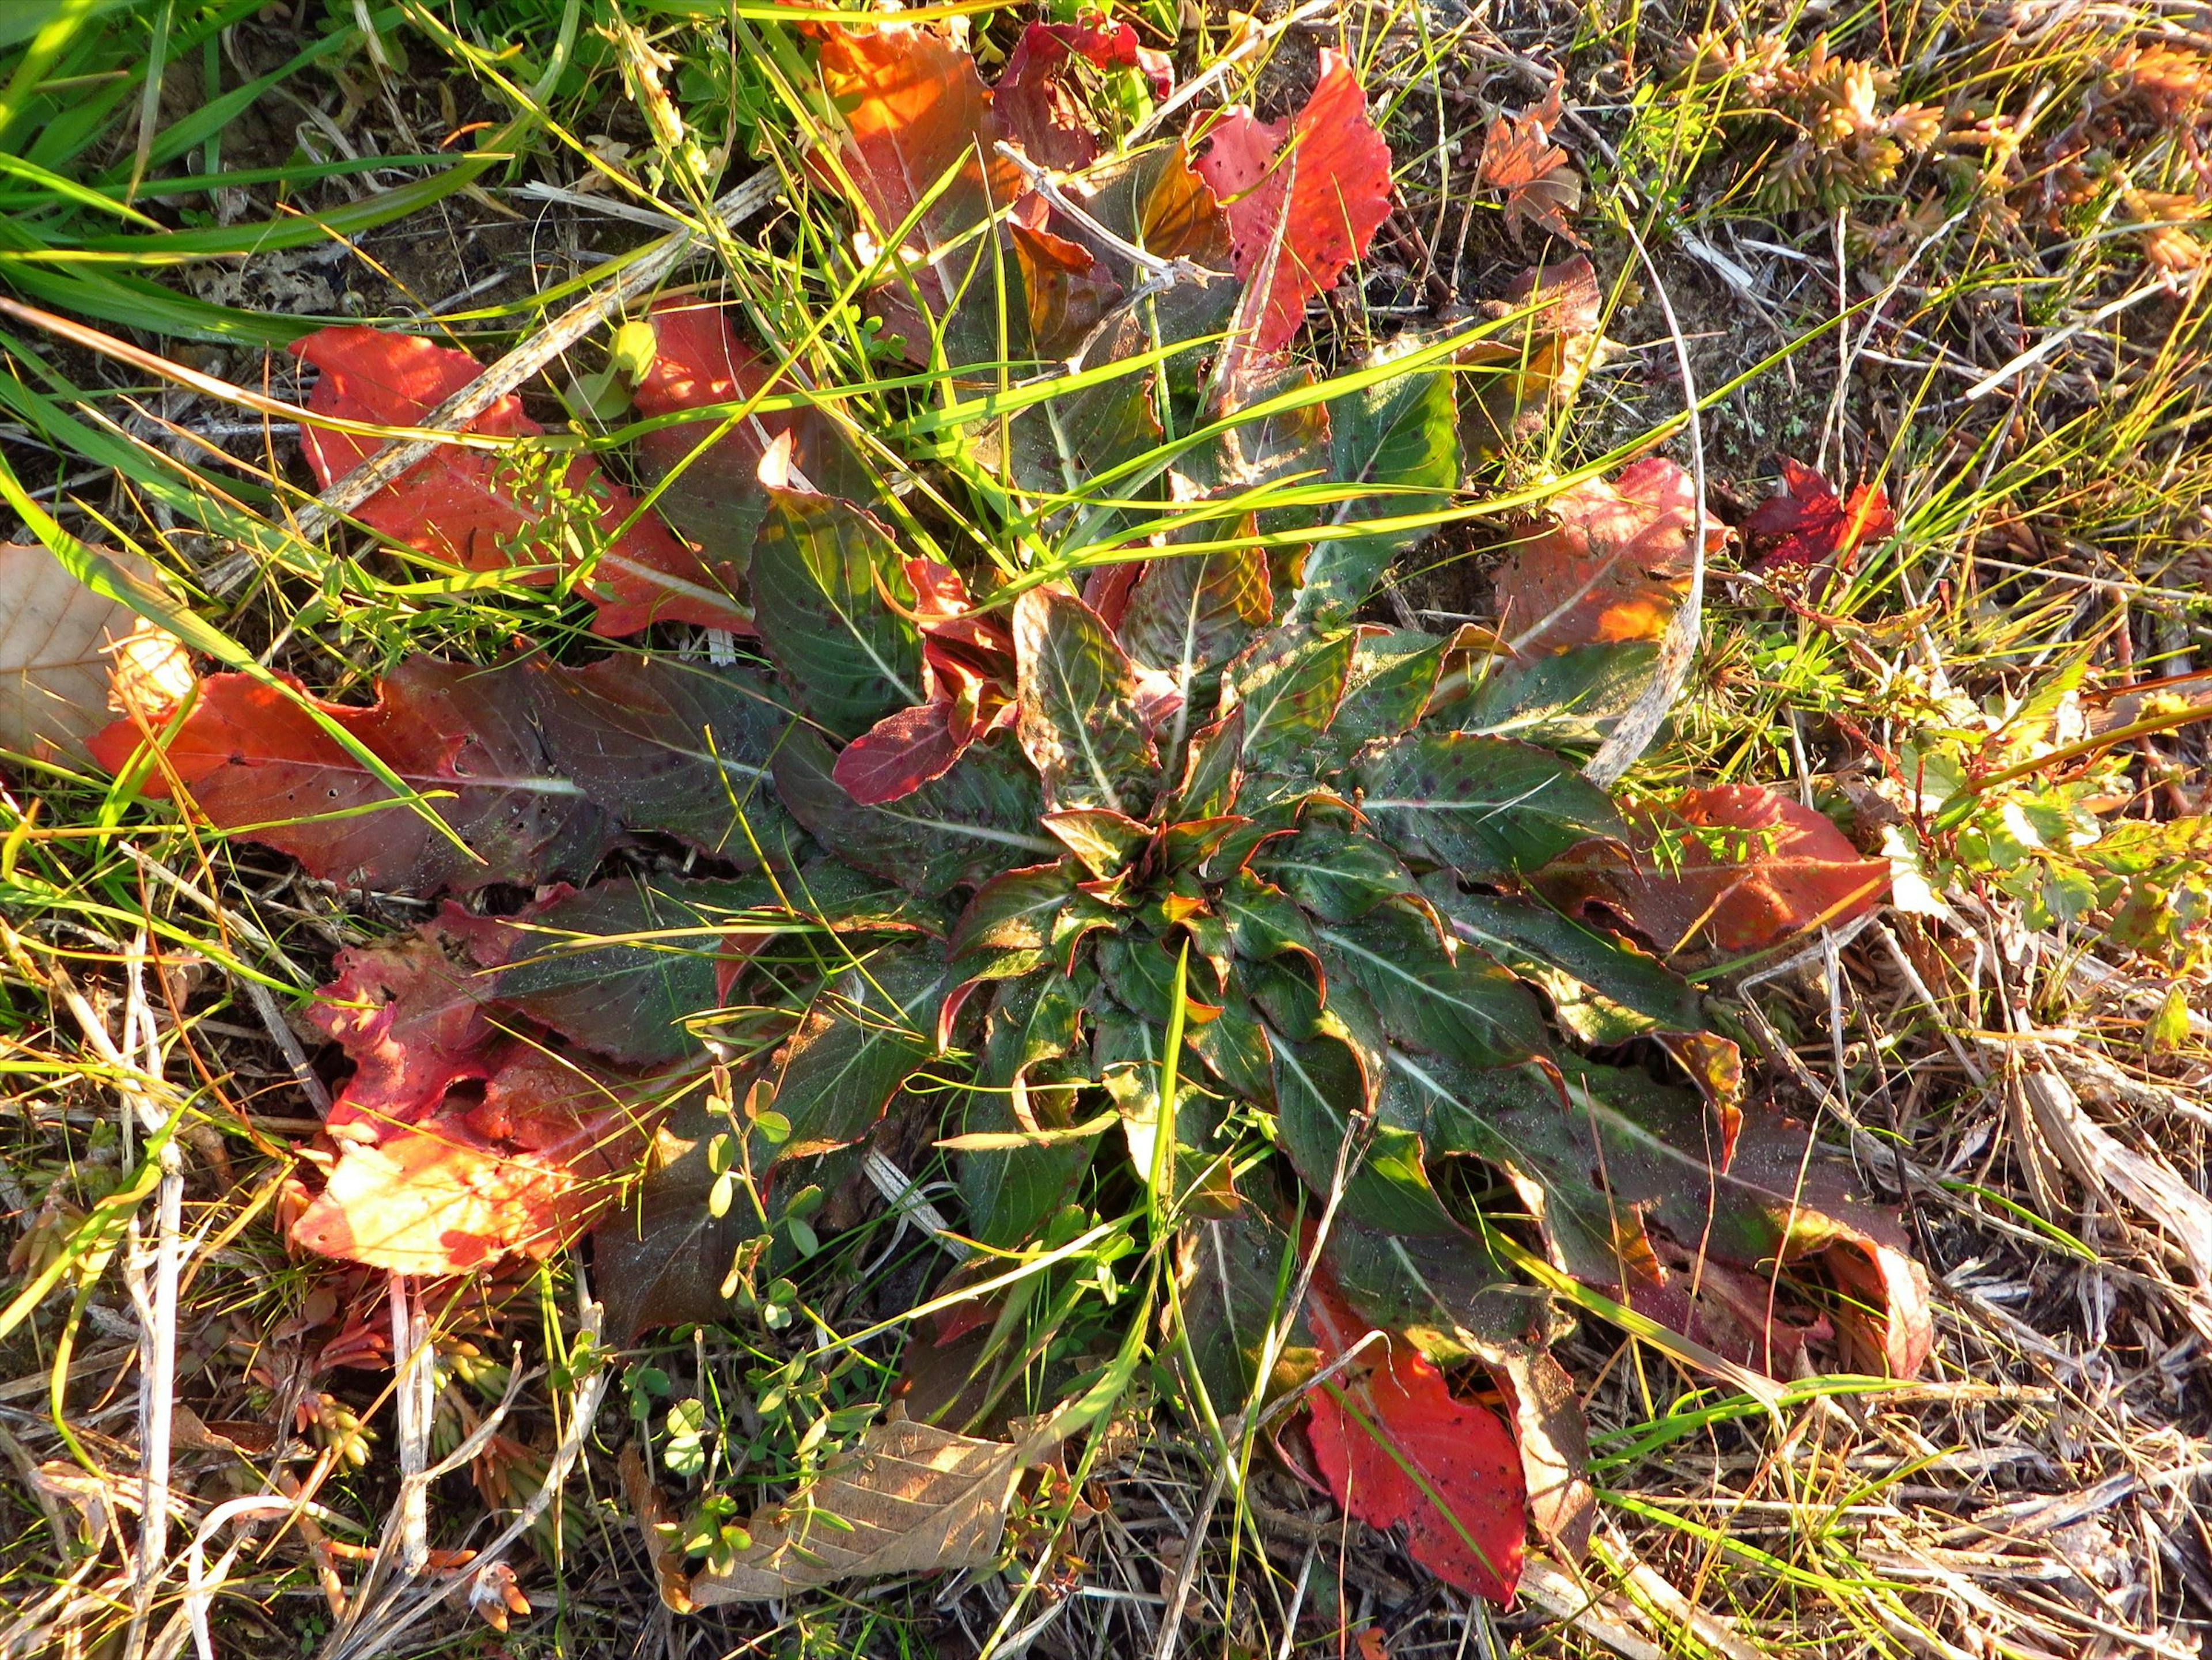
<box><xmin>995</xmin><ymin>20</ymin><xmax>1166</xmax><ymax>170</ymax></box>
<box><xmin>291</xmin><ymin>1049</ymin><xmax>655</xmax><ymax>1273</ymax></box>
<box><xmin>1742</xmin><ymin>457</ymin><xmax>1895</xmax><ymax>571</ymax></box>
<box><xmin>830</xmin><ymin>558</ymin><xmax>1018</xmax><ymax>804</ymax></box>
<box><xmin>1490</xmin><ymin>456</ymin><xmax>1699</xmax><ymax>655</ymax></box>
<box><xmin>1196</xmin><ymin>50</ymin><xmax>1393</xmax><ymax>353</ymax></box>
<box><xmin>308</xmin><ymin>899</ymin><xmax>546</xmax><ymax>1135</ymax></box>
<box><xmin>1305</xmin><ymin>1324</ymin><xmax>1527</xmax><ymax>1602</ymax></box>
<box><xmin>86</xmin><ymin>660</ymin><xmax>620</xmax><ymax>894</ymax></box>
<box><xmin>1539</xmin><ymin>783</ymin><xmax>1890</xmax><ymax>958</ymax></box>
<box><xmin>293</xmin><ymin>327</ymin><xmax>749</xmax><ymax>635</ymax></box>
<box><xmin>817</xmin><ymin>21</ymin><xmax>1024</xmax><ymax>361</ymax></box>
<box><xmin>835</xmin><ymin>698</ymin><xmax>975</xmax><ymax>804</ymax></box>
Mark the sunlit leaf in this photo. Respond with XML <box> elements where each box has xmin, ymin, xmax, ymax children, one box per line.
<box><xmin>1535</xmin><ymin>783</ymin><xmax>1889</xmax><ymax>958</ymax></box>
<box><xmin>1293</xmin><ymin>367</ymin><xmax>1459</xmax><ymax>624</ymax></box>
<box><xmin>1489</xmin><ymin>457</ymin><xmax>1698</xmax><ymax>656</ymax></box>
<box><xmin>1195</xmin><ymin>50</ymin><xmax>1393</xmax><ymax>353</ymax></box>
<box><xmin>1013</xmin><ymin>586</ymin><xmax>1157</xmax><ymax>816</ymax></box>
<box><xmin>293</xmin><ymin>327</ymin><xmax>749</xmax><ymax>635</ymax></box>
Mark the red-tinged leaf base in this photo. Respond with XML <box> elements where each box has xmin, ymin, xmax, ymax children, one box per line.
<box><xmin>1538</xmin><ymin>783</ymin><xmax>1891</xmax><ymax>959</ymax></box>
<box><xmin>1196</xmin><ymin>49</ymin><xmax>1392</xmax><ymax>354</ymax></box>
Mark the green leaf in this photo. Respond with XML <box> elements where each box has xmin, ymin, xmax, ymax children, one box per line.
<box><xmin>1320</xmin><ymin>1216</ymin><xmax>1531</xmax><ymax>1356</ymax></box>
<box><xmin>1329</xmin><ymin>630</ymin><xmax>1448</xmax><ymax>756</ymax></box>
<box><xmin>751</xmin><ymin>486</ymin><xmax>924</xmax><ymax>741</ymax></box>
<box><xmin>1172</xmin><ymin>707</ymin><xmax>1245</xmax><ymax>821</ymax></box>
<box><xmin>1119</xmin><ymin>545</ymin><xmax>1271</xmax><ymax>753</ymax></box>
<box><xmin>1005</xmin><ymin>312</ymin><xmax>1162</xmax><ymax>526</ymax></box>
<box><xmin>1041</xmin><ymin>806</ymin><xmax>1151</xmax><ymax>881</ymax></box>
<box><xmin>1097</xmin><ymin>933</ymin><xmax>1193</xmax><ymax>1028</ymax></box>
<box><xmin>1224</xmin><ymin>628</ymin><xmax>1356</xmax><ymax>771</ymax></box>
<box><xmin>1183</xmin><ymin>987</ymin><xmax>1275</xmax><ymax>1105</ymax></box>
<box><xmin>948</xmin><ymin>863</ymin><xmax>1076</xmax><ymax>982</ymax></box>
<box><xmin>1316</xmin><ymin>903</ymin><xmax>1549</xmax><ymax>1070</ymax></box>
<box><xmin>1251</xmin><ymin>815</ymin><xmax>1417</xmax><ymax>923</ymax></box>
<box><xmin>533</xmin><ymin>654</ymin><xmax>798</xmax><ymax>865</ymax></box>
<box><xmin>1355</xmin><ymin>731</ymin><xmax>1626</xmax><ymax>881</ymax></box>
<box><xmin>494</xmin><ymin>876</ymin><xmax>775</xmax><ymax>1067</ymax></box>
<box><xmin>1217</xmin><ymin>869</ymin><xmax>1323</xmax><ymax>964</ymax></box>
<box><xmin>1293</xmin><ymin>367</ymin><xmax>1459</xmax><ymax>624</ymax></box>
<box><xmin>1383</xmin><ymin>1047</ymin><xmax>1633</xmax><ymax>1289</ymax></box>
<box><xmin>1268</xmin><ymin>1025</ymin><xmax>1458</xmax><ymax>1236</ymax></box>
<box><xmin>1423</xmin><ymin>884</ymin><xmax>1705</xmax><ymax>1045</ymax></box>
<box><xmin>957</xmin><ymin>974</ymin><xmax>1097</xmax><ymax>1250</ymax></box>
<box><xmin>762</xmin><ymin>947</ymin><xmax>944</xmax><ymax>1170</ymax></box>
<box><xmin>775</xmin><ymin>727</ymin><xmax>1056</xmax><ymax>899</ymax></box>
<box><xmin>1013</xmin><ymin>588</ymin><xmax>1158</xmax><ymax>816</ymax></box>
<box><xmin>1457</xmin><ymin>642</ymin><xmax>1660</xmax><ymax>748</ymax></box>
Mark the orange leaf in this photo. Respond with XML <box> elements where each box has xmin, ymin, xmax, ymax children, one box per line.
<box><xmin>1537</xmin><ymin>783</ymin><xmax>1890</xmax><ymax>958</ymax></box>
<box><xmin>291</xmin><ymin>1049</ymin><xmax>656</xmax><ymax>1273</ymax></box>
<box><xmin>292</xmin><ymin>328</ymin><xmax>748</xmax><ymax>635</ymax></box>
<box><xmin>1195</xmin><ymin>50</ymin><xmax>1393</xmax><ymax>354</ymax></box>
<box><xmin>1479</xmin><ymin>70</ymin><xmax>1584</xmax><ymax>247</ymax></box>
<box><xmin>1491</xmin><ymin>456</ymin><xmax>1698</xmax><ymax>654</ymax></box>
<box><xmin>817</xmin><ymin>21</ymin><xmax>1024</xmax><ymax>362</ymax></box>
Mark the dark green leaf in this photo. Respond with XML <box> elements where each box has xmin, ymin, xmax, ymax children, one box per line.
<box><xmin>1293</xmin><ymin>368</ymin><xmax>1459</xmax><ymax>624</ymax></box>
<box><xmin>1252</xmin><ymin>815</ymin><xmax>1417</xmax><ymax>923</ymax></box>
<box><xmin>1013</xmin><ymin>588</ymin><xmax>1158</xmax><ymax>815</ymax></box>
<box><xmin>1005</xmin><ymin>312</ymin><xmax>1162</xmax><ymax>527</ymax></box>
<box><xmin>1217</xmin><ymin>869</ymin><xmax>1323</xmax><ymax>965</ymax></box>
<box><xmin>1423</xmin><ymin>884</ymin><xmax>1706</xmax><ymax>1045</ymax></box>
<box><xmin>1224</xmin><ymin>628</ymin><xmax>1355</xmax><ymax>771</ymax></box>
<box><xmin>760</xmin><ymin>947</ymin><xmax>944</xmax><ymax>1170</ymax></box>
<box><xmin>1119</xmin><ymin>545</ymin><xmax>1271</xmax><ymax>753</ymax></box>
<box><xmin>1269</xmin><ymin>1026</ymin><xmax>1458</xmax><ymax>1235</ymax></box>
<box><xmin>1355</xmin><ymin>731</ymin><xmax>1625</xmax><ymax>881</ymax></box>
<box><xmin>494</xmin><ymin>876</ymin><xmax>772</xmax><ymax>1067</ymax></box>
<box><xmin>533</xmin><ymin>653</ymin><xmax>798</xmax><ymax>865</ymax></box>
<box><xmin>775</xmin><ymin>726</ymin><xmax>1055</xmax><ymax>899</ymax></box>
<box><xmin>1320</xmin><ymin>1216</ymin><xmax>1533</xmax><ymax>1355</ymax></box>
<box><xmin>751</xmin><ymin>486</ymin><xmax>924</xmax><ymax>741</ymax></box>
<box><xmin>1184</xmin><ymin>987</ymin><xmax>1275</xmax><ymax>1105</ymax></box>
<box><xmin>958</xmin><ymin>975</ymin><xmax>1097</xmax><ymax>1249</ymax></box>
<box><xmin>1329</xmin><ymin>630</ymin><xmax>1448</xmax><ymax>756</ymax></box>
<box><xmin>1316</xmin><ymin>902</ymin><xmax>1549</xmax><ymax>1070</ymax></box>
<box><xmin>1458</xmin><ymin>642</ymin><xmax>1660</xmax><ymax>749</ymax></box>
